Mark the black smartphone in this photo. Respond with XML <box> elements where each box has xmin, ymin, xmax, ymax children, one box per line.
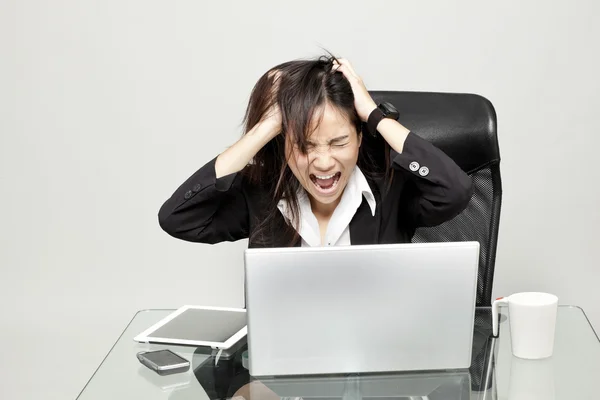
<box><xmin>137</xmin><ymin>349</ymin><xmax>190</xmax><ymax>376</ymax></box>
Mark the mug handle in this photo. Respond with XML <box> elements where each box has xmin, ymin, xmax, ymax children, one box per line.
<box><xmin>492</xmin><ymin>296</ymin><xmax>509</xmax><ymax>337</ymax></box>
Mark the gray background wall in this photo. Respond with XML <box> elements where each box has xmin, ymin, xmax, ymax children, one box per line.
<box><xmin>1</xmin><ymin>1</ymin><xmax>599</xmax><ymax>399</ymax></box>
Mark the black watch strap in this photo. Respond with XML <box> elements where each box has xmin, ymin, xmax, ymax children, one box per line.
<box><xmin>367</xmin><ymin>107</ymin><xmax>386</xmax><ymax>138</ymax></box>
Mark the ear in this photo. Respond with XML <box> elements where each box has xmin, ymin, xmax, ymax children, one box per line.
<box><xmin>357</xmin><ymin>130</ymin><xmax>363</xmax><ymax>147</ymax></box>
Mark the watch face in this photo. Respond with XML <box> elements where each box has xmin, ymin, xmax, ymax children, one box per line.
<box><xmin>380</xmin><ymin>102</ymin><xmax>399</xmax><ymax>120</ymax></box>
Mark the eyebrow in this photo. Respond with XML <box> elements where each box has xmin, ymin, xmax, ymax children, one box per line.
<box><xmin>306</xmin><ymin>135</ymin><xmax>350</xmax><ymax>146</ymax></box>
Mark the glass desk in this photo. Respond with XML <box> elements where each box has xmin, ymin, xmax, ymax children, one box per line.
<box><xmin>76</xmin><ymin>306</ymin><xmax>600</xmax><ymax>400</ymax></box>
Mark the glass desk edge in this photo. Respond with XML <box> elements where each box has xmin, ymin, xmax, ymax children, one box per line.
<box><xmin>75</xmin><ymin>309</ymin><xmax>168</xmax><ymax>399</ymax></box>
<box><xmin>76</xmin><ymin>305</ymin><xmax>599</xmax><ymax>399</ymax></box>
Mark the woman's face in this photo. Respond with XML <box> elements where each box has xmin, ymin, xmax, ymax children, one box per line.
<box><xmin>286</xmin><ymin>103</ymin><xmax>361</xmax><ymax>212</ymax></box>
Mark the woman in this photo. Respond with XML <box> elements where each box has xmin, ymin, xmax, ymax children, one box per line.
<box><xmin>158</xmin><ymin>55</ymin><xmax>473</xmax><ymax>248</ymax></box>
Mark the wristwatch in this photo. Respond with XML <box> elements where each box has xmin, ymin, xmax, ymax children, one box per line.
<box><xmin>366</xmin><ymin>101</ymin><xmax>400</xmax><ymax>137</ymax></box>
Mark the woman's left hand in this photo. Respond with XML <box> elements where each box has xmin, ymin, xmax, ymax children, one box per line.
<box><xmin>333</xmin><ymin>58</ymin><xmax>378</xmax><ymax>122</ymax></box>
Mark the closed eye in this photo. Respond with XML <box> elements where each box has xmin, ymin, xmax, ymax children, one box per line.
<box><xmin>330</xmin><ymin>135</ymin><xmax>350</xmax><ymax>147</ymax></box>
<box><xmin>332</xmin><ymin>142</ymin><xmax>349</xmax><ymax>147</ymax></box>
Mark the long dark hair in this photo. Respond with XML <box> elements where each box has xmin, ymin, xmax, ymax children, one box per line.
<box><xmin>241</xmin><ymin>54</ymin><xmax>392</xmax><ymax>247</ymax></box>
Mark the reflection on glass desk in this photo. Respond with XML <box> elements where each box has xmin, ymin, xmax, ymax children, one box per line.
<box><xmin>76</xmin><ymin>306</ymin><xmax>600</xmax><ymax>400</ymax></box>
<box><xmin>255</xmin><ymin>371</ymin><xmax>471</xmax><ymax>399</ymax></box>
<box><xmin>189</xmin><ymin>308</ymin><xmax>493</xmax><ymax>400</ymax></box>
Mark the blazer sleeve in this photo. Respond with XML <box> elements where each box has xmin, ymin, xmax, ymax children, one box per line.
<box><xmin>157</xmin><ymin>156</ymin><xmax>250</xmax><ymax>244</ymax></box>
<box><xmin>392</xmin><ymin>132</ymin><xmax>473</xmax><ymax>228</ymax></box>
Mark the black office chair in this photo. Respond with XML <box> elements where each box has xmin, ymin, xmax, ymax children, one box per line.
<box><xmin>369</xmin><ymin>91</ymin><xmax>502</xmax><ymax>307</ymax></box>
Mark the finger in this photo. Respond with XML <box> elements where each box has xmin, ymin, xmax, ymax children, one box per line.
<box><xmin>338</xmin><ymin>58</ymin><xmax>358</xmax><ymax>78</ymax></box>
<box><xmin>336</xmin><ymin>58</ymin><xmax>359</xmax><ymax>79</ymax></box>
<box><xmin>333</xmin><ymin>63</ymin><xmax>349</xmax><ymax>78</ymax></box>
<box><xmin>267</xmin><ymin>70</ymin><xmax>282</xmax><ymax>101</ymax></box>
<box><xmin>335</xmin><ymin>64</ymin><xmax>358</xmax><ymax>84</ymax></box>
<box><xmin>267</xmin><ymin>69</ymin><xmax>282</xmax><ymax>84</ymax></box>
<box><xmin>268</xmin><ymin>70</ymin><xmax>283</xmax><ymax>90</ymax></box>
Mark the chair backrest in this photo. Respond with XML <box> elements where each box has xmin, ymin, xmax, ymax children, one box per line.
<box><xmin>369</xmin><ymin>91</ymin><xmax>502</xmax><ymax>306</ymax></box>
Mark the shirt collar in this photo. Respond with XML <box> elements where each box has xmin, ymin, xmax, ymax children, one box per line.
<box><xmin>351</xmin><ymin>166</ymin><xmax>376</xmax><ymax>216</ymax></box>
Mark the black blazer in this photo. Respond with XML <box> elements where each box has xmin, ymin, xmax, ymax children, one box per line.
<box><xmin>158</xmin><ymin>132</ymin><xmax>473</xmax><ymax>247</ymax></box>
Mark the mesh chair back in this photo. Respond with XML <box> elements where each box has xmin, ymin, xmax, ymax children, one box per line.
<box><xmin>369</xmin><ymin>91</ymin><xmax>502</xmax><ymax>306</ymax></box>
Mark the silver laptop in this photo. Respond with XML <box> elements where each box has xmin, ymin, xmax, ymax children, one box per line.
<box><xmin>244</xmin><ymin>241</ymin><xmax>479</xmax><ymax>377</ymax></box>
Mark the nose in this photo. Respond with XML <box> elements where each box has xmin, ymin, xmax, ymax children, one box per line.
<box><xmin>311</xmin><ymin>149</ymin><xmax>335</xmax><ymax>172</ymax></box>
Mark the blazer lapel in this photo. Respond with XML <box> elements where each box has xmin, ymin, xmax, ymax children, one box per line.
<box><xmin>349</xmin><ymin>198</ymin><xmax>379</xmax><ymax>245</ymax></box>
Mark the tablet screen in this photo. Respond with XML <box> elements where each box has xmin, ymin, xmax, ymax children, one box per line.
<box><xmin>148</xmin><ymin>308</ymin><xmax>246</xmax><ymax>343</ymax></box>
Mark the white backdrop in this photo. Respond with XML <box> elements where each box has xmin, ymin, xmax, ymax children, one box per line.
<box><xmin>1</xmin><ymin>1</ymin><xmax>599</xmax><ymax>399</ymax></box>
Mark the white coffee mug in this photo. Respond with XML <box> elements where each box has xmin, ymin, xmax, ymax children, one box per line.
<box><xmin>492</xmin><ymin>292</ymin><xmax>558</xmax><ymax>359</ymax></box>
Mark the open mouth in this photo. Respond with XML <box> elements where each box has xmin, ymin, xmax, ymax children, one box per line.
<box><xmin>309</xmin><ymin>172</ymin><xmax>342</xmax><ymax>194</ymax></box>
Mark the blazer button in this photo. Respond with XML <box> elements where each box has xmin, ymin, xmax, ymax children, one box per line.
<box><xmin>192</xmin><ymin>184</ymin><xmax>202</xmax><ymax>192</ymax></box>
<box><xmin>419</xmin><ymin>166</ymin><xmax>429</xmax><ymax>176</ymax></box>
<box><xmin>184</xmin><ymin>190</ymin><xmax>193</xmax><ymax>199</ymax></box>
<box><xmin>409</xmin><ymin>161</ymin><xmax>420</xmax><ymax>171</ymax></box>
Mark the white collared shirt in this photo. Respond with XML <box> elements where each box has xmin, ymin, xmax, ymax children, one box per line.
<box><xmin>277</xmin><ymin>166</ymin><xmax>376</xmax><ymax>247</ymax></box>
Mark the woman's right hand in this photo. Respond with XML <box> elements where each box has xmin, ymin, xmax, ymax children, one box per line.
<box><xmin>215</xmin><ymin>70</ymin><xmax>283</xmax><ymax>178</ymax></box>
<box><xmin>260</xmin><ymin>70</ymin><xmax>283</xmax><ymax>138</ymax></box>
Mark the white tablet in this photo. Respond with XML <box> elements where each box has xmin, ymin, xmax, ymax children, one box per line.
<box><xmin>134</xmin><ymin>305</ymin><xmax>247</xmax><ymax>349</ymax></box>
